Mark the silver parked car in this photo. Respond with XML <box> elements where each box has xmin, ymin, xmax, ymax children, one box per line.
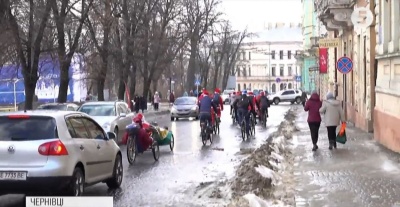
<box><xmin>37</xmin><ymin>103</ymin><xmax>79</xmax><ymax>111</ymax></box>
<box><xmin>78</xmin><ymin>101</ymin><xmax>134</xmax><ymax>143</ymax></box>
<box><xmin>0</xmin><ymin>111</ymin><xmax>123</xmax><ymax>196</ymax></box>
<box><xmin>170</xmin><ymin>97</ymin><xmax>199</xmax><ymax>121</ymax></box>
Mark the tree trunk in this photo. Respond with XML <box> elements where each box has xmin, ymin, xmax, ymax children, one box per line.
<box><xmin>97</xmin><ymin>77</ymin><xmax>106</xmax><ymax>101</ymax></box>
<box><xmin>185</xmin><ymin>39</ymin><xmax>197</xmax><ymax>91</ymax></box>
<box><xmin>24</xmin><ymin>78</ymin><xmax>37</xmax><ymax>110</ymax></box>
<box><xmin>58</xmin><ymin>62</ymin><xmax>70</xmax><ymax>103</ymax></box>
<box><xmin>129</xmin><ymin>64</ymin><xmax>137</xmax><ymax>98</ymax></box>
<box><xmin>152</xmin><ymin>80</ymin><xmax>158</xmax><ymax>94</ymax></box>
<box><xmin>142</xmin><ymin>76</ymin><xmax>152</xmax><ymax>100</ymax></box>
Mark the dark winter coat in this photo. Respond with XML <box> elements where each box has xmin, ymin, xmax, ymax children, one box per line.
<box><xmin>134</xmin><ymin>95</ymin><xmax>140</xmax><ymax>111</ymax></box>
<box><xmin>140</xmin><ymin>96</ymin><xmax>147</xmax><ymax>110</ymax></box>
<box><xmin>304</xmin><ymin>93</ymin><xmax>322</xmax><ymax>123</ymax></box>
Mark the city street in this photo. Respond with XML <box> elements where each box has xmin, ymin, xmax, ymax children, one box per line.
<box><xmin>0</xmin><ymin>104</ymin><xmax>292</xmax><ymax>207</ymax></box>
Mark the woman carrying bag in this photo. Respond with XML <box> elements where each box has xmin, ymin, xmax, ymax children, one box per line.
<box><xmin>319</xmin><ymin>92</ymin><xmax>346</xmax><ymax>150</ymax></box>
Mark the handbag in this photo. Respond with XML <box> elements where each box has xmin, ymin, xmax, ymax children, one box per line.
<box><xmin>336</xmin><ymin>123</ymin><xmax>347</xmax><ymax>144</ymax></box>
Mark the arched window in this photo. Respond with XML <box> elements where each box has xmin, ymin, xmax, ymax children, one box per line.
<box><xmin>237</xmin><ymin>84</ymin><xmax>241</xmax><ymax>91</ymax></box>
<box><xmin>249</xmin><ymin>83</ymin><xmax>252</xmax><ymax>90</ymax></box>
<box><xmin>280</xmin><ymin>83</ymin><xmax>284</xmax><ymax>90</ymax></box>
<box><xmin>272</xmin><ymin>84</ymin><xmax>276</xmax><ymax>93</ymax></box>
<box><xmin>288</xmin><ymin>83</ymin><xmax>293</xmax><ymax>89</ymax></box>
<box><xmin>243</xmin><ymin>83</ymin><xmax>247</xmax><ymax>90</ymax></box>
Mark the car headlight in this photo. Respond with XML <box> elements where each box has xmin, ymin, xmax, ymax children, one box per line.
<box><xmin>191</xmin><ymin>106</ymin><xmax>198</xmax><ymax>111</ymax></box>
<box><xmin>102</xmin><ymin>122</ymin><xmax>111</xmax><ymax>131</ymax></box>
<box><xmin>171</xmin><ymin>107</ymin><xmax>177</xmax><ymax>113</ymax></box>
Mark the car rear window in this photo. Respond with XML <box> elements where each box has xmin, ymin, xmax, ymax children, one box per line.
<box><xmin>0</xmin><ymin>116</ymin><xmax>58</xmax><ymax>141</ymax></box>
<box><xmin>38</xmin><ymin>105</ymin><xmax>67</xmax><ymax>110</ymax></box>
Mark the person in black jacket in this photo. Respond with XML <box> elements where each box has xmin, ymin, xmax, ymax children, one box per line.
<box><xmin>233</xmin><ymin>90</ymin><xmax>254</xmax><ymax>136</ymax></box>
<box><xmin>134</xmin><ymin>95</ymin><xmax>140</xmax><ymax>113</ymax></box>
<box><xmin>139</xmin><ymin>95</ymin><xmax>147</xmax><ymax>113</ymax></box>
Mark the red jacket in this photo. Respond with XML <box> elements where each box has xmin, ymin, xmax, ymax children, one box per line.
<box><xmin>198</xmin><ymin>94</ymin><xmax>204</xmax><ymax>105</ymax></box>
<box><xmin>248</xmin><ymin>95</ymin><xmax>257</xmax><ymax>110</ymax></box>
<box><xmin>304</xmin><ymin>93</ymin><xmax>322</xmax><ymax>122</ymax></box>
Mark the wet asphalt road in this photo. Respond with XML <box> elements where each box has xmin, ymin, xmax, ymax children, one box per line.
<box><xmin>1</xmin><ymin>104</ymin><xmax>291</xmax><ymax>207</ymax></box>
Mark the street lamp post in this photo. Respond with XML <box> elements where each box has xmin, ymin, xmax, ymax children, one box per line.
<box><xmin>13</xmin><ymin>79</ymin><xmax>22</xmax><ymax>111</ymax></box>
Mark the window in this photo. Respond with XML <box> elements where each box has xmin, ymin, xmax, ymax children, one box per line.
<box><xmin>288</xmin><ymin>51</ymin><xmax>292</xmax><ymax>59</ymax></box>
<box><xmin>68</xmin><ymin>117</ymin><xmax>90</xmax><ymax>138</ymax></box>
<box><xmin>117</xmin><ymin>105</ymin><xmax>125</xmax><ymax>115</ymax></box>
<box><xmin>280</xmin><ymin>67</ymin><xmax>284</xmax><ymax>76</ymax></box>
<box><xmin>243</xmin><ymin>52</ymin><xmax>246</xmax><ymax>60</ymax></box>
<box><xmin>243</xmin><ymin>66</ymin><xmax>247</xmax><ymax>76</ymax></box>
<box><xmin>248</xmin><ymin>67</ymin><xmax>251</xmax><ymax>76</ymax></box>
<box><xmin>282</xmin><ymin>90</ymin><xmax>295</xmax><ymax>95</ymax></box>
<box><xmin>78</xmin><ymin>104</ymin><xmax>116</xmax><ymax>116</ymax></box>
<box><xmin>272</xmin><ymin>84</ymin><xmax>276</xmax><ymax>92</ymax></box>
<box><xmin>67</xmin><ymin>106</ymin><xmax>75</xmax><ymax>111</ymax></box>
<box><xmin>81</xmin><ymin>118</ymin><xmax>105</xmax><ymax>139</ymax></box>
<box><xmin>288</xmin><ymin>66</ymin><xmax>292</xmax><ymax>76</ymax></box>
<box><xmin>0</xmin><ymin>116</ymin><xmax>57</xmax><ymax>141</ymax></box>
<box><xmin>271</xmin><ymin>50</ymin><xmax>275</xmax><ymax>59</ymax></box>
<box><xmin>248</xmin><ymin>52</ymin><xmax>251</xmax><ymax>60</ymax></box>
<box><xmin>279</xmin><ymin>50</ymin><xmax>283</xmax><ymax>59</ymax></box>
<box><xmin>237</xmin><ymin>66</ymin><xmax>240</xmax><ymax>76</ymax></box>
<box><xmin>288</xmin><ymin>83</ymin><xmax>292</xmax><ymax>89</ymax></box>
<box><xmin>271</xmin><ymin>67</ymin><xmax>276</xmax><ymax>76</ymax></box>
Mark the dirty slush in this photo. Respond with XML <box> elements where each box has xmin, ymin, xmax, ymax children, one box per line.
<box><xmin>196</xmin><ymin>108</ymin><xmax>299</xmax><ymax>206</ymax></box>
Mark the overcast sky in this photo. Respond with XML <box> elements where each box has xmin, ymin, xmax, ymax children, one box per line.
<box><xmin>220</xmin><ymin>0</ymin><xmax>302</xmax><ymax>32</ymax></box>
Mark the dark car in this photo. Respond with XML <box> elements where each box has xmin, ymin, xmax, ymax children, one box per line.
<box><xmin>170</xmin><ymin>97</ymin><xmax>199</xmax><ymax>121</ymax></box>
<box><xmin>37</xmin><ymin>103</ymin><xmax>79</xmax><ymax>111</ymax></box>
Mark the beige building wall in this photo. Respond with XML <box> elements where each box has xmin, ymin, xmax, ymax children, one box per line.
<box><xmin>374</xmin><ymin>0</ymin><xmax>400</xmax><ymax>152</ymax></box>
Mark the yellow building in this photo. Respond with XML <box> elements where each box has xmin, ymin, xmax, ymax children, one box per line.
<box><xmin>315</xmin><ymin>0</ymin><xmax>376</xmax><ymax>132</ymax></box>
<box><xmin>374</xmin><ymin>0</ymin><xmax>400</xmax><ymax>152</ymax></box>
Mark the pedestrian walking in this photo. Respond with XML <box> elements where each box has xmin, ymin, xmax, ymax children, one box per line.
<box><xmin>134</xmin><ymin>95</ymin><xmax>140</xmax><ymax>113</ymax></box>
<box><xmin>169</xmin><ymin>91</ymin><xmax>175</xmax><ymax>105</ymax></box>
<box><xmin>301</xmin><ymin>89</ymin><xmax>308</xmax><ymax>107</ymax></box>
<box><xmin>304</xmin><ymin>90</ymin><xmax>322</xmax><ymax>151</ymax></box>
<box><xmin>319</xmin><ymin>92</ymin><xmax>345</xmax><ymax>150</ymax></box>
<box><xmin>153</xmin><ymin>91</ymin><xmax>160</xmax><ymax>111</ymax></box>
<box><xmin>140</xmin><ymin>95</ymin><xmax>147</xmax><ymax>113</ymax></box>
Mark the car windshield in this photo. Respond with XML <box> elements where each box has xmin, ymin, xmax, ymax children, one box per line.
<box><xmin>37</xmin><ymin>104</ymin><xmax>67</xmax><ymax>110</ymax></box>
<box><xmin>0</xmin><ymin>116</ymin><xmax>58</xmax><ymax>141</ymax></box>
<box><xmin>78</xmin><ymin>104</ymin><xmax>116</xmax><ymax>116</ymax></box>
<box><xmin>174</xmin><ymin>98</ymin><xmax>196</xmax><ymax>105</ymax></box>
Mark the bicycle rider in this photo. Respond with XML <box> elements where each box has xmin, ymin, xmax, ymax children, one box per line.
<box><xmin>232</xmin><ymin>91</ymin><xmax>242</xmax><ymax>123</ymax></box>
<box><xmin>247</xmin><ymin>91</ymin><xmax>258</xmax><ymax>124</ymax></box>
<box><xmin>212</xmin><ymin>88</ymin><xmax>224</xmax><ymax>123</ymax></box>
<box><xmin>256</xmin><ymin>91</ymin><xmax>270</xmax><ymax>123</ymax></box>
<box><xmin>229</xmin><ymin>92</ymin><xmax>236</xmax><ymax>115</ymax></box>
<box><xmin>198</xmin><ymin>89</ymin><xmax>218</xmax><ymax>131</ymax></box>
<box><xmin>233</xmin><ymin>90</ymin><xmax>254</xmax><ymax>136</ymax></box>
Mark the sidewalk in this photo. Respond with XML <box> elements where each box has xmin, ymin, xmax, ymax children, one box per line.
<box><xmin>292</xmin><ymin>107</ymin><xmax>400</xmax><ymax>207</ymax></box>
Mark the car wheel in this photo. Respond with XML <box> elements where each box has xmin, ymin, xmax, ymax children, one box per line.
<box><xmin>171</xmin><ymin>117</ymin><xmax>174</xmax><ymax>121</ymax></box>
<box><xmin>295</xmin><ymin>97</ymin><xmax>301</xmax><ymax>104</ymax></box>
<box><xmin>273</xmin><ymin>98</ymin><xmax>280</xmax><ymax>105</ymax></box>
<box><xmin>66</xmin><ymin>167</ymin><xmax>84</xmax><ymax>196</ymax></box>
<box><xmin>106</xmin><ymin>154</ymin><xmax>123</xmax><ymax>189</ymax></box>
<box><xmin>176</xmin><ymin>117</ymin><xmax>179</xmax><ymax>121</ymax></box>
<box><xmin>195</xmin><ymin>116</ymin><xmax>199</xmax><ymax>120</ymax></box>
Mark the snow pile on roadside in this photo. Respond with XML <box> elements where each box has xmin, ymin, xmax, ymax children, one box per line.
<box><xmin>227</xmin><ymin>109</ymin><xmax>298</xmax><ymax>207</ymax></box>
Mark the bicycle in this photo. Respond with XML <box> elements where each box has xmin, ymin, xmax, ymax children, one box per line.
<box><xmin>231</xmin><ymin>109</ymin><xmax>236</xmax><ymax>125</ymax></box>
<box><xmin>240</xmin><ymin>113</ymin><xmax>250</xmax><ymax>141</ymax></box>
<box><xmin>200</xmin><ymin>120</ymin><xmax>213</xmax><ymax>145</ymax></box>
<box><xmin>214</xmin><ymin>112</ymin><xmax>220</xmax><ymax>134</ymax></box>
<box><xmin>261</xmin><ymin>109</ymin><xmax>267</xmax><ymax>127</ymax></box>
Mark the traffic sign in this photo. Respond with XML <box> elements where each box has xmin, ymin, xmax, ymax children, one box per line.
<box><xmin>336</xmin><ymin>56</ymin><xmax>353</xmax><ymax>74</ymax></box>
<box><xmin>195</xmin><ymin>79</ymin><xmax>200</xmax><ymax>86</ymax></box>
<box><xmin>276</xmin><ymin>78</ymin><xmax>281</xmax><ymax>83</ymax></box>
<box><xmin>294</xmin><ymin>76</ymin><xmax>301</xmax><ymax>82</ymax></box>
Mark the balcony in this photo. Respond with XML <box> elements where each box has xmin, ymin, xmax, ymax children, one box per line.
<box><xmin>315</xmin><ymin>0</ymin><xmax>356</xmax><ymax>31</ymax></box>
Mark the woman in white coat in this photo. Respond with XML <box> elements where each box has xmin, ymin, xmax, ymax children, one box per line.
<box><xmin>319</xmin><ymin>92</ymin><xmax>345</xmax><ymax>150</ymax></box>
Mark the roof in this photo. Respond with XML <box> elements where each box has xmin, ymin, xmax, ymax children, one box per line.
<box><xmin>244</xmin><ymin>27</ymin><xmax>303</xmax><ymax>43</ymax></box>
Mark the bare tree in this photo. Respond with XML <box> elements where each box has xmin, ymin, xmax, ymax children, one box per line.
<box><xmin>183</xmin><ymin>0</ymin><xmax>220</xmax><ymax>92</ymax></box>
<box><xmin>6</xmin><ymin>0</ymin><xmax>53</xmax><ymax>109</ymax></box>
<box><xmin>52</xmin><ymin>0</ymin><xmax>93</xmax><ymax>102</ymax></box>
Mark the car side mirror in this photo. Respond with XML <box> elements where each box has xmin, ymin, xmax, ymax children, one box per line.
<box><xmin>107</xmin><ymin>132</ymin><xmax>116</xmax><ymax>139</ymax></box>
<box><xmin>119</xmin><ymin>113</ymin><xmax>127</xmax><ymax>117</ymax></box>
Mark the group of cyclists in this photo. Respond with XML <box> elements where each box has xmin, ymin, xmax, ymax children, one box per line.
<box><xmin>197</xmin><ymin>88</ymin><xmax>271</xmax><ymax>137</ymax></box>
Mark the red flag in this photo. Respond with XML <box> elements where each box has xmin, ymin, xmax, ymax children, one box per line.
<box><xmin>319</xmin><ymin>48</ymin><xmax>328</xmax><ymax>74</ymax></box>
<box><xmin>124</xmin><ymin>82</ymin><xmax>130</xmax><ymax>106</ymax></box>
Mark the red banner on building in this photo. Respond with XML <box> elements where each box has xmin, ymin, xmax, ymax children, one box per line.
<box><xmin>319</xmin><ymin>48</ymin><xmax>328</xmax><ymax>74</ymax></box>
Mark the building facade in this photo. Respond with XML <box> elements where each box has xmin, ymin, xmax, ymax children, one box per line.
<box><xmin>299</xmin><ymin>0</ymin><xmax>320</xmax><ymax>92</ymax></box>
<box><xmin>374</xmin><ymin>0</ymin><xmax>400</xmax><ymax>152</ymax></box>
<box><xmin>315</xmin><ymin>0</ymin><xmax>376</xmax><ymax>132</ymax></box>
<box><xmin>235</xmin><ymin>23</ymin><xmax>302</xmax><ymax>93</ymax></box>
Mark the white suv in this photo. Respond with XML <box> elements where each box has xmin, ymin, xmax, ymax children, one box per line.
<box><xmin>0</xmin><ymin>110</ymin><xmax>123</xmax><ymax>196</ymax></box>
<box><xmin>268</xmin><ymin>89</ymin><xmax>302</xmax><ymax>105</ymax></box>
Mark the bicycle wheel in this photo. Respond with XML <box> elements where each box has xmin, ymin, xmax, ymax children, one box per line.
<box><xmin>127</xmin><ymin>136</ymin><xmax>136</xmax><ymax>164</ymax></box>
<box><xmin>209</xmin><ymin>131</ymin><xmax>213</xmax><ymax>144</ymax></box>
<box><xmin>152</xmin><ymin>142</ymin><xmax>160</xmax><ymax>161</ymax></box>
<box><xmin>215</xmin><ymin>117</ymin><xmax>220</xmax><ymax>134</ymax></box>
<box><xmin>201</xmin><ymin>128</ymin><xmax>207</xmax><ymax>146</ymax></box>
<box><xmin>241</xmin><ymin>121</ymin><xmax>246</xmax><ymax>141</ymax></box>
<box><xmin>263</xmin><ymin>113</ymin><xmax>267</xmax><ymax>127</ymax></box>
<box><xmin>252</xmin><ymin>115</ymin><xmax>256</xmax><ymax>136</ymax></box>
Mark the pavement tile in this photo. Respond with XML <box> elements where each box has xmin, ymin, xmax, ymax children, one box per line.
<box><xmin>293</xmin><ymin>107</ymin><xmax>400</xmax><ymax>207</ymax></box>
